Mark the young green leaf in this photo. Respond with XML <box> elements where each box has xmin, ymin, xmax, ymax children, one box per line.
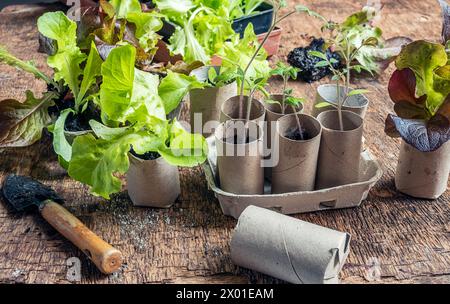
<box><xmin>158</xmin><ymin>121</ymin><xmax>208</xmax><ymax>167</ymax></box>
<box><xmin>347</xmin><ymin>89</ymin><xmax>370</xmax><ymax>96</ymax></box>
<box><xmin>154</xmin><ymin>0</ymin><xmax>195</xmax><ymax>15</ymax></box>
<box><xmin>68</xmin><ymin>133</ymin><xmax>134</xmax><ymax>199</ymax></box>
<box><xmin>68</xmin><ymin>130</ymin><xmax>162</xmax><ymax>199</ymax></box>
<box><xmin>314</xmin><ymin>60</ymin><xmax>329</xmax><ymax>68</ymax></box>
<box><xmin>89</xmin><ymin>120</ymin><xmax>131</xmax><ymax>141</ymax></box>
<box><xmin>77</xmin><ymin>42</ymin><xmax>103</xmax><ymax>107</ymax></box>
<box><xmin>132</xmin><ymin>69</ymin><xmax>167</xmax><ymax>122</ymax></box>
<box><xmin>158</xmin><ymin>70</ymin><xmax>205</xmax><ymax>114</ymax></box>
<box><xmin>126</xmin><ymin>11</ymin><xmax>163</xmax><ymax>53</ymax></box>
<box><xmin>37</xmin><ymin>11</ymin><xmax>77</xmax><ymax>49</ymax></box>
<box><xmin>51</xmin><ymin>108</ymin><xmax>74</xmax><ymax>162</ymax></box>
<box><xmin>315</xmin><ymin>101</ymin><xmax>333</xmax><ymax>108</ymax></box>
<box><xmin>38</xmin><ymin>11</ymin><xmax>87</xmax><ymax>99</ymax></box>
<box><xmin>308</xmin><ymin>50</ymin><xmax>328</xmax><ymax>60</ymax></box>
<box><xmin>110</xmin><ymin>0</ymin><xmax>141</xmax><ymax>18</ymax></box>
<box><xmin>99</xmin><ymin>44</ymin><xmax>136</xmax><ymax>122</ymax></box>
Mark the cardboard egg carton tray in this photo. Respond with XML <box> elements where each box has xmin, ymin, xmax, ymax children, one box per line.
<box><xmin>202</xmin><ymin>138</ymin><xmax>383</xmax><ymax>219</ymax></box>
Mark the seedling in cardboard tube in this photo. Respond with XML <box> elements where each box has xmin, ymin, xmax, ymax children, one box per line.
<box><xmin>236</xmin><ymin>0</ymin><xmax>303</xmax><ymax>125</ymax></box>
<box><xmin>266</xmin><ymin>61</ymin><xmax>306</xmax><ymax>139</ymax></box>
<box><xmin>304</xmin><ymin>7</ymin><xmax>389</xmax><ymax>131</ymax></box>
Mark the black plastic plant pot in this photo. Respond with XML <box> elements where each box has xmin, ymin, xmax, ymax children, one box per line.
<box><xmin>232</xmin><ymin>2</ymin><xmax>275</xmax><ymax>37</ymax></box>
<box><xmin>157</xmin><ymin>2</ymin><xmax>275</xmax><ymax>42</ymax></box>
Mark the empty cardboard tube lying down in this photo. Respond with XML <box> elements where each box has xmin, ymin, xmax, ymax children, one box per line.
<box><xmin>231</xmin><ymin>206</ymin><xmax>351</xmax><ymax>284</ymax></box>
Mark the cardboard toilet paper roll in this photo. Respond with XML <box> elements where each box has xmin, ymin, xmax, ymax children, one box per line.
<box><xmin>231</xmin><ymin>206</ymin><xmax>351</xmax><ymax>284</ymax></box>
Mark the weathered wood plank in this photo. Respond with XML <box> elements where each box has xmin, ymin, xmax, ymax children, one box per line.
<box><xmin>0</xmin><ymin>0</ymin><xmax>449</xmax><ymax>284</ymax></box>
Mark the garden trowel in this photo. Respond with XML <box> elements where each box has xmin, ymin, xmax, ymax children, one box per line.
<box><xmin>1</xmin><ymin>175</ymin><xmax>123</xmax><ymax>274</ymax></box>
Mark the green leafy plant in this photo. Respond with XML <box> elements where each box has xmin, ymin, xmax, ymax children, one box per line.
<box><xmin>0</xmin><ymin>11</ymin><xmax>100</xmax><ymax>150</ymax></box>
<box><xmin>385</xmin><ymin>41</ymin><xmax>450</xmax><ymax>152</ymax></box>
<box><xmin>302</xmin><ymin>7</ymin><xmax>379</xmax><ymax>131</ymax></box>
<box><xmin>229</xmin><ymin>0</ymin><xmax>266</xmax><ymax>19</ymax></box>
<box><xmin>1</xmin><ymin>5</ymin><xmax>208</xmax><ymax>200</ymax></box>
<box><xmin>384</xmin><ymin>1</ymin><xmax>450</xmax><ymax>152</ymax></box>
<box><xmin>266</xmin><ymin>61</ymin><xmax>306</xmax><ymax>139</ymax></box>
<box><xmin>266</xmin><ymin>61</ymin><xmax>304</xmax><ymax>114</ymax></box>
<box><xmin>309</xmin><ymin>49</ymin><xmax>369</xmax><ymax>131</ymax></box>
<box><xmin>217</xmin><ymin>23</ymin><xmax>271</xmax><ymax>91</ymax></box>
<box><xmin>154</xmin><ymin>0</ymin><xmax>236</xmax><ymax>64</ymax></box>
<box><xmin>224</xmin><ymin>0</ymin><xmax>302</xmax><ymax>125</ymax></box>
<box><xmin>67</xmin><ymin>44</ymin><xmax>208</xmax><ymax>198</ymax></box>
<box><xmin>299</xmin><ymin>5</ymin><xmax>400</xmax><ymax>75</ymax></box>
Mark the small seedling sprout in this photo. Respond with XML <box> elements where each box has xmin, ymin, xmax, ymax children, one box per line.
<box><xmin>267</xmin><ymin>61</ymin><xmax>306</xmax><ymax>139</ymax></box>
<box><xmin>304</xmin><ymin>8</ymin><xmax>380</xmax><ymax>131</ymax></box>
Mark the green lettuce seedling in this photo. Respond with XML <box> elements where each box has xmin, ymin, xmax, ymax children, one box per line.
<box><xmin>68</xmin><ymin>44</ymin><xmax>208</xmax><ymax>199</ymax></box>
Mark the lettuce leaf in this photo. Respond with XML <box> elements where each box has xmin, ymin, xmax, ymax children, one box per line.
<box><xmin>50</xmin><ymin>108</ymin><xmax>74</xmax><ymax>162</ymax></box>
<box><xmin>0</xmin><ymin>46</ymin><xmax>52</xmax><ymax>84</ymax></box>
<box><xmin>388</xmin><ymin>68</ymin><xmax>429</xmax><ymax>119</ymax></box>
<box><xmin>77</xmin><ymin>42</ymin><xmax>103</xmax><ymax>107</ymax></box>
<box><xmin>0</xmin><ymin>91</ymin><xmax>56</xmax><ymax>148</ymax></box>
<box><xmin>129</xmin><ymin>68</ymin><xmax>166</xmax><ymax>122</ymax></box>
<box><xmin>395</xmin><ymin>40</ymin><xmax>450</xmax><ymax>114</ymax></box>
<box><xmin>218</xmin><ymin>23</ymin><xmax>271</xmax><ymax>88</ymax></box>
<box><xmin>37</xmin><ymin>12</ymin><xmax>87</xmax><ymax>99</ymax></box>
<box><xmin>158</xmin><ymin>120</ymin><xmax>208</xmax><ymax>167</ymax></box>
<box><xmin>100</xmin><ymin>44</ymin><xmax>167</xmax><ymax>123</ymax></box>
<box><xmin>156</xmin><ymin>1</ymin><xmax>235</xmax><ymax>64</ymax></box>
<box><xmin>158</xmin><ymin>70</ymin><xmax>205</xmax><ymax>114</ymax></box>
<box><xmin>169</xmin><ymin>14</ymin><xmax>210</xmax><ymax>63</ymax></box>
<box><xmin>126</xmin><ymin>11</ymin><xmax>163</xmax><ymax>54</ymax></box>
<box><xmin>69</xmin><ymin>120</ymin><xmax>164</xmax><ymax>199</ymax></box>
<box><xmin>385</xmin><ymin>114</ymin><xmax>450</xmax><ymax>152</ymax></box>
<box><xmin>110</xmin><ymin>0</ymin><xmax>141</xmax><ymax>19</ymax></box>
<box><xmin>68</xmin><ymin>132</ymin><xmax>136</xmax><ymax>198</ymax></box>
<box><xmin>99</xmin><ymin>44</ymin><xmax>136</xmax><ymax>122</ymax></box>
<box><xmin>154</xmin><ymin>0</ymin><xmax>195</xmax><ymax>17</ymax></box>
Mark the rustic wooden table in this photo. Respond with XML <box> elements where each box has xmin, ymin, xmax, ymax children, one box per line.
<box><xmin>0</xmin><ymin>0</ymin><xmax>449</xmax><ymax>284</ymax></box>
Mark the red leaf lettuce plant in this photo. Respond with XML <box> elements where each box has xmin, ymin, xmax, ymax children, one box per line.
<box><xmin>384</xmin><ymin>1</ymin><xmax>450</xmax><ymax>153</ymax></box>
<box><xmin>385</xmin><ymin>41</ymin><xmax>450</xmax><ymax>152</ymax></box>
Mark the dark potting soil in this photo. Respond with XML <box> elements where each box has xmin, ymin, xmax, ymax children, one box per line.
<box><xmin>285</xmin><ymin>127</ymin><xmax>311</xmax><ymax>141</ymax></box>
<box><xmin>130</xmin><ymin>148</ymin><xmax>161</xmax><ymax>161</ymax></box>
<box><xmin>46</xmin><ymin>83</ymin><xmax>101</xmax><ymax>132</ymax></box>
<box><xmin>287</xmin><ymin>38</ymin><xmax>342</xmax><ymax>83</ymax></box>
<box><xmin>64</xmin><ymin>107</ymin><xmax>101</xmax><ymax>132</ymax></box>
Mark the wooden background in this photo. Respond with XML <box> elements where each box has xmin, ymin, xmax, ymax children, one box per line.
<box><xmin>0</xmin><ymin>0</ymin><xmax>449</xmax><ymax>284</ymax></box>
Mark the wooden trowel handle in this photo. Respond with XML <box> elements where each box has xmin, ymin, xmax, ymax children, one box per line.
<box><xmin>40</xmin><ymin>200</ymin><xmax>123</xmax><ymax>274</ymax></box>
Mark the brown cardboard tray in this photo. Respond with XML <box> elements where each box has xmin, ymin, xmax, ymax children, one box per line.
<box><xmin>202</xmin><ymin>138</ymin><xmax>383</xmax><ymax>219</ymax></box>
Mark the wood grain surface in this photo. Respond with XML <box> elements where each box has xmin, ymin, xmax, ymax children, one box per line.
<box><xmin>0</xmin><ymin>0</ymin><xmax>449</xmax><ymax>284</ymax></box>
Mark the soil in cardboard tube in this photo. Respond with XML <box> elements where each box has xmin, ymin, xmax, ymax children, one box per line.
<box><xmin>285</xmin><ymin>127</ymin><xmax>311</xmax><ymax>141</ymax></box>
<box><xmin>287</xmin><ymin>38</ymin><xmax>342</xmax><ymax>83</ymax></box>
<box><xmin>130</xmin><ymin>148</ymin><xmax>161</xmax><ymax>161</ymax></box>
<box><xmin>47</xmin><ymin>88</ymin><xmax>101</xmax><ymax>132</ymax></box>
